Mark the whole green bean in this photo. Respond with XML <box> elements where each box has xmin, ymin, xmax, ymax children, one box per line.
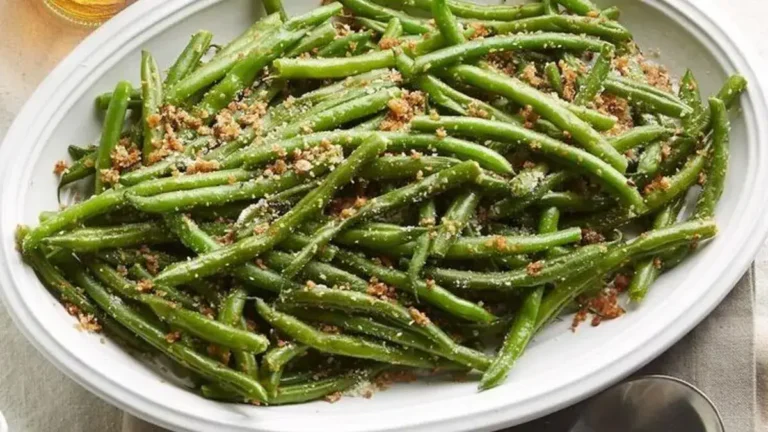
<box><xmin>263</xmin><ymin>250</ymin><xmax>369</xmax><ymax>291</ymax></box>
<box><xmin>340</xmin><ymin>0</ymin><xmax>431</xmax><ymax>34</ymax></box>
<box><xmin>95</xmin><ymin>81</ymin><xmax>132</xmax><ymax>193</ymax></box>
<box><xmin>318</xmin><ymin>31</ymin><xmax>374</xmax><ymax>57</ymax></box>
<box><xmin>263</xmin><ymin>0</ymin><xmax>288</xmax><ymax>20</ymax></box>
<box><xmin>489</xmin><ymin>15</ymin><xmax>631</xmax><ymax>43</ymax></box>
<box><xmin>382</xmin><ymin>17</ymin><xmax>404</xmax><ymax>40</ymax></box>
<box><xmin>406</xmin><ymin>0</ymin><xmax>544</xmax><ymax>21</ymax></box>
<box><xmin>128</xmin><ymin>264</ymin><xmax>199</xmax><ymax>311</ymax></box>
<box><xmin>679</xmin><ymin>69</ymin><xmax>704</xmax><ymax>129</ymax></box>
<box><xmin>270</xmin><ymin>366</ymin><xmax>385</xmax><ymax>405</ymax></box>
<box><xmin>431</xmin><ymin>190</ymin><xmax>480</xmax><ymax>258</ymax></box>
<box><xmin>429</xmin><ymin>241</ymin><xmax>608</xmax><ymax>291</ymax></box>
<box><xmin>256</xmin><ymin>300</ymin><xmax>438</xmax><ymax>368</ymax></box>
<box><xmin>412</xmin><ymin>33</ymin><xmax>609</xmax><ymax>75</ymax></box>
<box><xmin>153</xmin><ymin>135</ymin><xmax>387</xmax><ymax>286</ymax></box>
<box><xmin>603</xmin><ymin>77</ymin><xmax>692</xmax><ymax>118</ymax></box>
<box><xmin>126</xmin><ymin>168</ymin><xmax>323</xmax><ymax>214</ymax></box>
<box><xmin>43</xmin><ymin>223</ymin><xmax>175</xmax><ymax>252</ymax></box>
<box><xmin>274</xmin><ymin>49</ymin><xmax>396</xmax><ymax>79</ymax></box>
<box><xmin>411</xmin><ymin>116</ymin><xmax>645</xmax><ymax>210</ymax></box>
<box><xmin>140</xmin><ymin>51</ymin><xmax>163</xmax><ymax>163</ymax></box>
<box><xmin>95</xmin><ymin>88</ymin><xmax>141</xmax><ymax>111</ymax></box>
<box><xmin>535</xmin><ymin>191</ymin><xmax>611</xmax><ymax>213</ymax></box>
<box><xmin>694</xmin><ymin>98</ymin><xmax>729</xmax><ymax>219</ymax></box>
<box><xmin>446</xmin><ymin>65</ymin><xmax>627</xmax><ymax>173</ymax></box>
<box><xmin>600</xmin><ymin>6</ymin><xmax>620</xmax><ymax>19</ymax></box>
<box><xmin>333</xmin><ymin>249</ymin><xmax>497</xmax><ymax>323</ymax></box>
<box><xmin>609</xmin><ymin>125</ymin><xmax>673</xmax><ymax>153</ymax></box>
<box><xmin>479</xmin><ymin>285</ymin><xmax>543</xmax><ymax>390</ymax></box>
<box><xmin>687</xmin><ymin>75</ymin><xmax>747</xmax><ymax>136</ymax></box>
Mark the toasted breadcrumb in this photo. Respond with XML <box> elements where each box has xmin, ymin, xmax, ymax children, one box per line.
<box><xmin>526</xmin><ymin>261</ymin><xmax>544</xmax><ymax>276</ymax></box>
<box><xmin>408</xmin><ymin>307</ymin><xmax>431</xmax><ymax>326</ymax></box>
<box><xmin>54</xmin><ymin>160</ymin><xmax>69</xmax><ymax>175</ymax></box>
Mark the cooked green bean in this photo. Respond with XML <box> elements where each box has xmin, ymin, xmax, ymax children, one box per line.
<box><xmin>58</xmin><ymin>151</ymin><xmax>96</xmax><ymax>192</ymax></box>
<box><xmin>318</xmin><ymin>31</ymin><xmax>374</xmax><ymax>58</ymax></box>
<box><xmin>694</xmin><ymin>98</ymin><xmax>729</xmax><ymax>219</ymax></box>
<box><xmin>270</xmin><ymin>366</ymin><xmax>385</xmax><ymax>405</ymax></box>
<box><xmin>261</xmin><ymin>343</ymin><xmax>309</xmax><ymax>398</ymax></box>
<box><xmin>574</xmin><ymin>44</ymin><xmax>613</xmax><ymax>105</ymax></box>
<box><xmin>480</xmin><ymin>285</ymin><xmax>542</xmax><ymax>390</ymax></box>
<box><xmin>411</xmin><ymin>116</ymin><xmax>645</xmax><ymax>210</ymax></box>
<box><xmin>140</xmin><ymin>51</ymin><xmax>163</xmax><ymax>163</ymax></box>
<box><xmin>287</xmin><ymin>19</ymin><xmax>337</xmax><ymax>57</ymax></box>
<box><xmin>165</xmin><ymin>31</ymin><xmax>213</xmax><ymax>88</ymax></box>
<box><xmin>43</xmin><ymin>223</ymin><xmax>175</xmax><ymax>252</ymax></box>
<box><xmin>95</xmin><ymin>81</ymin><xmax>132</xmax><ymax>193</ymax></box>
<box><xmin>256</xmin><ymin>300</ymin><xmax>438</xmax><ymax>368</ymax></box>
<box><xmin>275</xmin><ymin>49</ymin><xmax>396</xmax><ymax>79</ymax></box>
<box><xmin>340</xmin><ymin>0</ymin><xmax>431</xmax><ymax>34</ymax></box>
<box><xmin>603</xmin><ymin>77</ymin><xmax>692</xmax><ymax>118</ymax></box>
<box><xmin>407</xmin><ymin>200</ymin><xmax>436</xmax><ymax>288</ymax></box>
<box><xmin>544</xmin><ymin>62</ymin><xmax>563</xmax><ymax>96</ymax></box>
<box><xmin>432</xmin><ymin>0</ymin><xmax>466</xmax><ymax>46</ymax></box>
<box><xmin>489</xmin><ymin>15</ymin><xmax>631</xmax><ymax>43</ymax></box>
<box><xmin>406</xmin><ymin>0</ymin><xmax>544</xmax><ymax>21</ymax></box>
<box><xmin>555</xmin><ymin>0</ymin><xmax>600</xmax><ymax>15</ymax></box>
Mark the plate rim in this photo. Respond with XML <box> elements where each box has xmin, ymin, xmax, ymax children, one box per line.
<box><xmin>1</xmin><ymin>1</ymin><xmax>767</xmax><ymax>431</ymax></box>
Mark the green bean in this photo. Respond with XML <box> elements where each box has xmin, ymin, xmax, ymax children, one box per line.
<box><xmin>318</xmin><ymin>31</ymin><xmax>374</xmax><ymax>58</ymax></box>
<box><xmin>432</xmin><ymin>0</ymin><xmax>466</xmax><ymax>46</ymax></box>
<box><xmin>274</xmin><ymin>49</ymin><xmax>396</xmax><ymax>79</ymax></box>
<box><xmin>263</xmin><ymin>250</ymin><xmax>369</xmax><ymax>291</ymax></box>
<box><xmin>542</xmin><ymin>0</ymin><xmax>558</xmax><ymax>15</ymax></box>
<box><xmin>281</xmin><ymin>161</ymin><xmax>481</xmax><ymax>278</ymax></box>
<box><xmin>415</xmin><ymin>74</ymin><xmax>518</xmax><ymax>123</ymax></box>
<box><xmin>411</xmin><ymin>116</ymin><xmax>645</xmax><ymax>210</ymax></box>
<box><xmin>256</xmin><ymin>300</ymin><xmax>438</xmax><ymax>368</ymax></box>
<box><xmin>694</xmin><ymin>98</ymin><xmax>729</xmax><ymax>219</ymax></box>
<box><xmin>286</xmin><ymin>19</ymin><xmax>337</xmax><ymax>57</ymax></box>
<box><xmin>407</xmin><ymin>200</ymin><xmax>436</xmax><ymax>288</ymax></box>
<box><xmin>447</xmin><ymin>65</ymin><xmax>627</xmax><ymax>173</ymax></box>
<box><xmin>544</xmin><ymin>62</ymin><xmax>563</xmax><ymax>96</ymax></box>
<box><xmin>428</xmin><ymin>241</ymin><xmax>608</xmax><ymax>290</ymax></box>
<box><xmin>261</xmin><ymin>343</ymin><xmax>309</xmax><ymax>398</ymax></box>
<box><xmin>196</xmin><ymin>28</ymin><xmax>306</xmax><ymax>118</ymax></box>
<box><xmin>679</xmin><ymin>70</ymin><xmax>704</xmax><ymax>129</ymax></box>
<box><xmin>340</xmin><ymin>0</ymin><xmax>431</xmax><ymax>34</ymax></box>
<box><xmin>603</xmin><ymin>77</ymin><xmax>692</xmax><ymax>118</ymax></box>
<box><xmin>413</xmin><ymin>33</ymin><xmax>609</xmax><ymax>75</ymax></box>
<box><xmin>431</xmin><ymin>190</ymin><xmax>480</xmax><ymax>258</ymax></box>
<box><xmin>263</xmin><ymin>0</ymin><xmax>288</xmax><ymax>20</ymax></box>
<box><xmin>574</xmin><ymin>44</ymin><xmax>613</xmax><ymax>105</ymax></box>
<box><xmin>354</xmin><ymin>113</ymin><xmax>388</xmax><ymax>131</ymax></box>
<box><xmin>140</xmin><ymin>51</ymin><xmax>163</xmax><ymax>163</ymax></box>
<box><xmin>165</xmin><ymin>14</ymin><xmax>284</xmax><ymax>104</ymax></box>
<box><xmin>600</xmin><ymin>6</ymin><xmax>620</xmax><ymax>19</ymax></box>
<box><xmin>119</xmin><ymin>136</ymin><xmax>213</xmax><ymax>186</ymax></box>
<box><xmin>382</xmin><ymin>17</ymin><xmax>404</xmax><ymax>40</ymax></box>
<box><xmin>489</xmin><ymin>15</ymin><xmax>631</xmax><ymax>43</ymax></box>
<box><xmin>67</xmin><ymin>145</ymin><xmax>95</xmax><ymax>160</ymax></box>
<box><xmin>43</xmin><ymin>223</ymin><xmax>174</xmax><ymax>252</ymax></box>
<box><xmin>286</xmin><ymin>306</ymin><xmax>491</xmax><ymax>371</ymax></box>
<box><xmin>153</xmin><ymin>135</ymin><xmax>387</xmax><ymax>286</ymax></box>
<box><xmin>609</xmin><ymin>125</ymin><xmax>673</xmax><ymax>153</ymax></box>
<box><xmin>126</xmin><ymin>167</ymin><xmax>323</xmax><ymax>213</ymax></box>
<box><xmin>480</xmin><ymin>285</ymin><xmax>542</xmax><ymax>390</ymax></box>
<box><xmin>356</xmin><ymin>17</ymin><xmax>389</xmax><ymax>34</ymax></box>
<box><xmin>555</xmin><ymin>0</ymin><xmax>600</xmax><ymax>15</ymax></box>
<box><xmin>508</xmin><ymin>163</ymin><xmax>548</xmax><ymax>197</ymax></box>
<box><xmin>363</xmin><ymin>155</ymin><xmax>458</xmax><ymax>181</ymax></box>
<box><xmin>58</xmin><ymin>152</ymin><xmax>96</xmax><ymax>192</ymax></box>
<box><xmin>275</xmin><ymin>87</ymin><xmax>401</xmax><ymax>140</ymax></box>
<box><xmin>70</xmin><ymin>265</ymin><xmax>269</xmax><ymax>402</ymax></box>
<box><xmin>334</xmin><ymin>223</ymin><xmax>427</xmax><ymax>248</ymax></box>
<box><xmin>333</xmin><ymin>249</ymin><xmax>496</xmax><ymax>323</ymax></box>
<box><xmin>95</xmin><ymin>81</ymin><xmax>132</xmax><ymax>193</ymax></box>
<box><xmin>164</xmin><ymin>31</ymin><xmax>213</xmax><ymax>88</ymax></box>
<box><xmin>430</xmin><ymin>228</ymin><xmax>582</xmax><ymax>259</ymax></box>
<box><xmin>145</xmin><ymin>295</ymin><xmax>270</xmax><ymax>352</ymax></box>
<box><xmin>687</xmin><ymin>75</ymin><xmax>747</xmax><ymax>136</ymax></box>
<box><xmin>269</xmin><ymin>366</ymin><xmax>385</xmax><ymax>405</ymax></box>
<box><xmin>95</xmin><ymin>88</ymin><xmax>141</xmax><ymax>111</ymax></box>
<box><xmin>406</xmin><ymin>0</ymin><xmax>544</xmax><ymax>21</ymax></box>
<box><xmin>627</xmin><ymin>201</ymin><xmax>682</xmax><ymax>302</ymax></box>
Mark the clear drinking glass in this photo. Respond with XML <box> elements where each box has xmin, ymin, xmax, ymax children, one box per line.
<box><xmin>43</xmin><ymin>0</ymin><xmax>135</xmax><ymax>27</ymax></box>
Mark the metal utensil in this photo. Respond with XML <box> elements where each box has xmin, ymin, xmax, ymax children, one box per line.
<box><xmin>569</xmin><ymin>375</ymin><xmax>724</xmax><ymax>432</ymax></box>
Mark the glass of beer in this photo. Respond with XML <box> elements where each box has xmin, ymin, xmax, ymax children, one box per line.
<box><xmin>43</xmin><ymin>0</ymin><xmax>135</xmax><ymax>27</ymax></box>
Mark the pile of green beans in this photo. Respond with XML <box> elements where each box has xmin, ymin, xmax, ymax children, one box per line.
<box><xmin>20</xmin><ymin>0</ymin><xmax>744</xmax><ymax>403</ymax></box>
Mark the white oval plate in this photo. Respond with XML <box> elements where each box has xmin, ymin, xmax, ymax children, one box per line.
<box><xmin>1</xmin><ymin>1</ymin><xmax>767</xmax><ymax>431</ymax></box>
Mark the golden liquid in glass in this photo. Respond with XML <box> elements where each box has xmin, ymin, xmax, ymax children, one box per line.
<box><xmin>43</xmin><ymin>0</ymin><xmax>133</xmax><ymax>26</ymax></box>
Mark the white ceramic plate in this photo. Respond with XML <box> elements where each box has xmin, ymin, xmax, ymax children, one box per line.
<box><xmin>1</xmin><ymin>1</ymin><xmax>767</xmax><ymax>431</ymax></box>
